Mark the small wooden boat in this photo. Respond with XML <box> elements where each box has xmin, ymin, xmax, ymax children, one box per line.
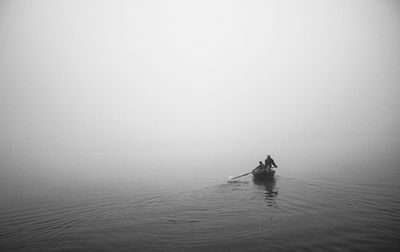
<box><xmin>252</xmin><ymin>169</ymin><xmax>275</xmax><ymax>180</ymax></box>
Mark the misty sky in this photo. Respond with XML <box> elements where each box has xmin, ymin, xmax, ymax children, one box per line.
<box><xmin>1</xmin><ymin>0</ymin><xmax>400</xmax><ymax>185</ymax></box>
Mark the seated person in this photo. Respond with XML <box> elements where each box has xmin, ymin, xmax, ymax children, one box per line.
<box><xmin>253</xmin><ymin>161</ymin><xmax>266</xmax><ymax>174</ymax></box>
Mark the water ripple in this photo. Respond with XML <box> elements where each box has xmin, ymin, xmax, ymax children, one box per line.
<box><xmin>1</xmin><ymin>173</ymin><xmax>400</xmax><ymax>251</ymax></box>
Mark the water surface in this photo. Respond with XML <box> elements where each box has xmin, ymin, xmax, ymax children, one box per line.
<box><xmin>1</xmin><ymin>163</ymin><xmax>399</xmax><ymax>252</ymax></box>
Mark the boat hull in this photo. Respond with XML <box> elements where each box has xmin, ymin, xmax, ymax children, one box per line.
<box><xmin>252</xmin><ymin>169</ymin><xmax>275</xmax><ymax>180</ymax></box>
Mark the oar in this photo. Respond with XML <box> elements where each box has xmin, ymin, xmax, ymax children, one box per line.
<box><xmin>229</xmin><ymin>171</ymin><xmax>252</xmax><ymax>180</ymax></box>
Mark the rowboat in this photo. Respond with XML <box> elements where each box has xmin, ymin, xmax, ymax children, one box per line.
<box><xmin>252</xmin><ymin>169</ymin><xmax>275</xmax><ymax>180</ymax></box>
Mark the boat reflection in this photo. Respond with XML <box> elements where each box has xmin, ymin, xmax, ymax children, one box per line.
<box><xmin>253</xmin><ymin>178</ymin><xmax>278</xmax><ymax>207</ymax></box>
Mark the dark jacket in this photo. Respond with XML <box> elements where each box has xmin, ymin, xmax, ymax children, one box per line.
<box><xmin>265</xmin><ymin>157</ymin><xmax>277</xmax><ymax>168</ymax></box>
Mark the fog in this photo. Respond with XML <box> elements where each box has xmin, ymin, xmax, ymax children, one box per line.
<box><xmin>1</xmin><ymin>0</ymin><xmax>400</xmax><ymax>191</ymax></box>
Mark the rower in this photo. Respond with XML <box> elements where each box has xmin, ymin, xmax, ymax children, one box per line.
<box><xmin>253</xmin><ymin>161</ymin><xmax>265</xmax><ymax>173</ymax></box>
<box><xmin>265</xmin><ymin>155</ymin><xmax>278</xmax><ymax>172</ymax></box>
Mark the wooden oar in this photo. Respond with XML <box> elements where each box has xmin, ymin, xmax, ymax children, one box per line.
<box><xmin>230</xmin><ymin>171</ymin><xmax>252</xmax><ymax>180</ymax></box>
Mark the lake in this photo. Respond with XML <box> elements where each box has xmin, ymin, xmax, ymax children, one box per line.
<box><xmin>1</xmin><ymin>161</ymin><xmax>399</xmax><ymax>252</ymax></box>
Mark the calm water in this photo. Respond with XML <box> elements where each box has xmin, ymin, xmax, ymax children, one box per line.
<box><xmin>1</xmin><ymin>164</ymin><xmax>400</xmax><ymax>252</ymax></box>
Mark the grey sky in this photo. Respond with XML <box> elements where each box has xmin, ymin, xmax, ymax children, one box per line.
<box><xmin>1</xmin><ymin>0</ymin><xmax>399</xmax><ymax>185</ymax></box>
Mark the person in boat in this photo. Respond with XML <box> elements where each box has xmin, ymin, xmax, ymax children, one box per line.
<box><xmin>253</xmin><ymin>161</ymin><xmax>266</xmax><ymax>174</ymax></box>
<box><xmin>265</xmin><ymin>155</ymin><xmax>277</xmax><ymax>173</ymax></box>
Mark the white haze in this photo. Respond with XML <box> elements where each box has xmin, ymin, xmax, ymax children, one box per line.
<box><xmin>1</xmin><ymin>0</ymin><xmax>400</xmax><ymax>190</ymax></box>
